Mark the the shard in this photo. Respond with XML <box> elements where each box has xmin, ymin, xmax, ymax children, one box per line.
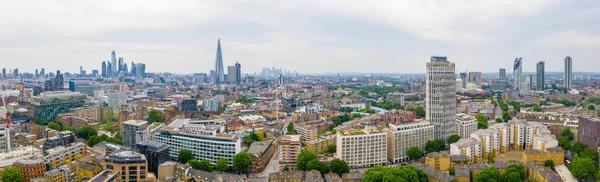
<box><xmin>214</xmin><ymin>39</ymin><xmax>225</xmax><ymax>84</ymax></box>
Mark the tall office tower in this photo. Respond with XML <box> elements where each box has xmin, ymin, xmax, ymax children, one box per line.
<box><xmin>526</xmin><ymin>75</ymin><xmax>534</xmax><ymax>90</ymax></box>
<box><xmin>35</xmin><ymin>69</ymin><xmax>39</xmax><ymax>78</ymax></box>
<box><xmin>536</xmin><ymin>61</ymin><xmax>545</xmax><ymax>91</ymax></box>
<box><xmin>499</xmin><ymin>68</ymin><xmax>506</xmax><ymax>80</ymax></box>
<box><xmin>80</xmin><ymin>66</ymin><xmax>84</xmax><ymax>76</ymax></box>
<box><xmin>227</xmin><ymin>66</ymin><xmax>237</xmax><ymax>83</ymax></box>
<box><xmin>564</xmin><ymin>56</ymin><xmax>572</xmax><ymax>89</ymax></box>
<box><xmin>111</xmin><ymin>51</ymin><xmax>117</xmax><ymax>77</ymax></box>
<box><xmin>107</xmin><ymin>62</ymin><xmax>112</xmax><ymax>77</ymax></box>
<box><xmin>123</xmin><ymin>63</ymin><xmax>128</xmax><ymax>74</ymax></box>
<box><xmin>131</xmin><ymin>62</ymin><xmax>137</xmax><ymax>75</ymax></box>
<box><xmin>426</xmin><ymin>56</ymin><xmax>456</xmax><ymax>141</ymax></box>
<box><xmin>279</xmin><ymin>74</ymin><xmax>285</xmax><ymax>85</ymax></box>
<box><xmin>40</xmin><ymin>68</ymin><xmax>45</xmax><ymax>78</ymax></box>
<box><xmin>101</xmin><ymin>61</ymin><xmax>107</xmax><ymax>78</ymax></box>
<box><xmin>54</xmin><ymin>70</ymin><xmax>64</xmax><ymax>91</ymax></box>
<box><xmin>459</xmin><ymin>73</ymin><xmax>467</xmax><ymax>89</ymax></box>
<box><xmin>118</xmin><ymin>57</ymin><xmax>124</xmax><ymax>72</ymax></box>
<box><xmin>13</xmin><ymin>68</ymin><xmax>19</xmax><ymax>78</ymax></box>
<box><xmin>136</xmin><ymin>63</ymin><xmax>145</xmax><ymax>79</ymax></box>
<box><xmin>235</xmin><ymin>62</ymin><xmax>241</xmax><ymax>83</ymax></box>
<box><xmin>214</xmin><ymin>39</ymin><xmax>225</xmax><ymax>84</ymax></box>
<box><xmin>468</xmin><ymin>72</ymin><xmax>482</xmax><ymax>88</ymax></box>
<box><xmin>2</xmin><ymin>68</ymin><xmax>6</xmax><ymax>79</ymax></box>
<box><xmin>513</xmin><ymin>57</ymin><xmax>523</xmax><ymax>90</ymax></box>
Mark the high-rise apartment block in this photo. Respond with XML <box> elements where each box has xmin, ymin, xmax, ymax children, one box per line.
<box><xmin>137</xmin><ymin>141</ymin><xmax>169</xmax><ymax>176</ymax></box>
<box><xmin>455</xmin><ymin>113</ymin><xmax>477</xmax><ymax>139</ymax></box>
<box><xmin>536</xmin><ymin>61</ymin><xmax>545</xmax><ymax>91</ymax></box>
<box><xmin>336</xmin><ymin>127</ymin><xmax>387</xmax><ymax>168</ymax></box>
<box><xmin>564</xmin><ymin>56</ymin><xmax>572</xmax><ymax>89</ymax></box>
<box><xmin>279</xmin><ymin>135</ymin><xmax>302</xmax><ymax>170</ymax></box>
<box><xmin>385</xmin><ymin>119</ymin><xmax>434</xmax><ymax>163</ymax></box>
<box><xmin>426</xmin><ymin>56</ymin><xmax>457</xmax><ymax>141</ymax></box>
<box><xmin>122</xmin><ymin>120</ymin><xmax>150</xmax><ymax>149</ymax></box>
<box><xmin>513</xmin><ymin>57</ymin><xmax>522</xmax><ymax>90</ymax></box>
<box><xmin>499</xmin><ymin>68</ymin><xmax>506</xmax><ymax>80</ymax></box>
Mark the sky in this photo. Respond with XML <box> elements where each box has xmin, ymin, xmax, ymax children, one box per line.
<box><xmin>1</xmin><ymin>0</ymin><xmax>599</xmax><ymax>74</ymax></box>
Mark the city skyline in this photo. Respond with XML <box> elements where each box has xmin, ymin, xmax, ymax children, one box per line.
<box><xmin>1</xmin><ymin>1</ymin><xmax>599</xmax><ymax>74</ymax></box>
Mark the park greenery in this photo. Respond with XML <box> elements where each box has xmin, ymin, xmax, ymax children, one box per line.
<box><xmin>552</xmin><ymin>99</ymin><xmax>576</xmax><ymax>106</ymax></box>
<box><xmin>474</xmin><ymin>114</ymin><xmax>488</xmax><ymax>129</ymax></box>
<box><xmin>370</xmin><ymin>101</ymin><xmax>403</xmax><ymax>110</ymax></box>
<box><xmin>407</xmin><ymin>146</ymin><xmax>424</xmax><ymax>160</ymax></box>
<box><xmin>148</xmin><ymin>109</ymin><xmax>165</xmax><ymax>123</ymax></box>
<box><xmin>235</xmin><ymin>96</ymin><xmax>254</xmax><ymax>104</ymax></box>
<box><xmin>363</xmin><ymin>166</ymin><xmax>428</xmax><ymax>182</ymax></box>
<box><xmin>87</xmin><ymin>134</ymin><xmax>124</xmax><ymax>146</ymax></box>
<box><xmin>448</xmin><ymin>134</ymin><xmax>461</xmax><ymax>144</ymax></box>
<box><xmin>216</xmin><ymin>158</ymin><xmax>229</xmax><ymax>172</ymax></box>
<box><xmin>178</xmin><ymin>149</ymin><xmax>194</xmax><ymax>164</ymax></box>
<box><xmin>233</xmin><ymin>152</ymin><xmax>252</xmax><ymax>173</ymax></box>
<box><xmin>1</xmin><ymin>167</ymin><xmax>23</xmax><ymax>182</ymax></box>
<box><xmin>75</xmin><ymin>126</ymin><xmax>97</xmax><ymax>140</ymax></box>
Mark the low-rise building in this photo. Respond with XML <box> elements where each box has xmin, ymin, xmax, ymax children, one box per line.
<box><xmin>450</xmin><ymin>138</ymin><xmax>482</xmax><ymax>163</ymax></box>
<box><xmin>425</xmin><ymin>151</ymin><xmax>451</xmax><ymax>171</ymax></box>
<box><xmin>269</xmin><ymin>171</ymin><xmax>304</xmax><ymax>182</ymax></box>
<box><xmin>13</xmin><ymin>157</ymin><xmax>46</xmax><ymax>182</ymax></box>
<box><xmin>306</xmin><ymin>134</ymin><xmax>336</xmax><ymax>154</ymax></box>
<box><xmin>44</xmin><ymin>142</ymin><xmax>87</xmax><ymax>170</ymax></box>
<box><xmin>103</xmin><ymin>151</ymin><xmax>157</xmax><ymax>181</ymax></box>
<box><xmin>305</xmin><ymin>170</ymin><xmax>324</xmax><ymax>182</ymax></box>
<box><xmin>526</xmin><ymin>162</ymin><xmax>563</xmax><ymax>182</ymax></box>
<box><xmin>522</xmin><ymin>148</ymin><xmax>564</xmax><ymax>165</ymax></box>
<box><xmin>44</xmin><ymin>168</ymin><xmax>67</xmax><ymax>182</ymax></box>
<box><xmin>341</xmin><ymin>169</ymin><xmax>365</xmax><ymax>182</ymax></box>
<box><xmin>248</xmin><ymin>141</ymin><xmax>276</xmax><ymax>173</ymax></box>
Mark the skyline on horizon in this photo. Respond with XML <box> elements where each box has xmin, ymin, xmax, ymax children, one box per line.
<box><xmin>1</xmin><ymin>1</ymin><xmax>599</xmax><ymax>74</ymax></box>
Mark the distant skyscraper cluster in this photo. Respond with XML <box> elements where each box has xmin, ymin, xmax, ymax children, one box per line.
<box><xmin>99</xmin><ymin>51</ymin><xmax>145</xmax><ymax>80</ymax></box>
<box><xmin>209</xmin><ymin>39</ymin><xmax>242</xmax><ymax>84</ymax></box>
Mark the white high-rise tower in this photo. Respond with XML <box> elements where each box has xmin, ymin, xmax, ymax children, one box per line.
<box><xmin>513</xmin><ymin>57</ymin><xmax>522</xmax><ymax>90</ymax></box>
<box><xmin>426</xmin><ymin>56</ymin><xmax>457</xmax><ymax>141</ymax></box>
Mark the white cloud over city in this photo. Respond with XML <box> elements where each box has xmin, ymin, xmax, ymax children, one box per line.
<box><xmin>0</xmin><ymin>0</ymin><xmax>599</xmax><ymax>74</ymax></box>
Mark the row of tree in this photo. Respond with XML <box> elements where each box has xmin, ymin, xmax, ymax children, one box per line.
<box><xmin>475</xmin><ymin>164</ymin><xmax>526</xmax><ymax>181</ymax></box>
<box><xmin>177</xmin><ymin>149</ymin><xmax>252</xmax><ymax>173</ymax></box>
<box><xmin>296</xmin><ymin>151</ymin><xmax>350</xmax><ymax>176</ymax></box>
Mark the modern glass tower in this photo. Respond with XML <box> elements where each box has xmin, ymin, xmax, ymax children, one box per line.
<box><xmin>214</xmin><ymin>39</ymin><xmax>225</xmax><ymax>84</ymax></box>
<box><xmin>536</xmin><ymin>61</ymin><xmax>545</xmax><ymax>91</ymax></box>
<box><xmin>564</xmin><ymin>56</ymin><xmax>572</xmax><ymax>89</ymax></box>
<box><xmin>426</xmin><ymin>56</ymin><xmax>456</xmax><ymax>141</ymax></box>
<box><xmin>111</xmin><ymin>51</ymin><xmax>117</xmax><ymax>77</ymax></box>
<box><xmin>513</xmin><ymin>57</ymin><xmax>522</xmax><ymax>90</ymax></box>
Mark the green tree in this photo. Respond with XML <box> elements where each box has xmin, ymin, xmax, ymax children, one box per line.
<box><xmin>283</xmin><ymin>166</ymin><xmax>290</xmax><ymax>171</ymax></box>
<box><xmin>588</xmin><ymin>104</ymin><xmax>596</xmax><ymax>110</ymax></box>
<box><xmin>255</xmin><ymin>131</ymin><xmax>265</xmax><ymax>141</ymax></box>
<box><xmin>571</xmin><ymin>141</ymin><xmax>587</xmax><ymax>156</ymax></box>
<box><xmin>495</xmin><ymin>118</ymin><xmax>504</xmax><ymax>123</ymax></box>
<box><xmin>544</xmin><ymin>160</ymin><xmax>555</xmax><ymax>170</ymax></box>
<box><xmin>487</xmin><ymin>153</ymin><xmax>495</xmax><ymax>163</ymax></box>
<box><xmin>415</xmin><ymin>106</ymin><xmax>425</xmax><ymax>118</ymax></box>
<box><xmin>34</xmin><ymin>117</ymin><xmax>44</xmax><ymax>125</ymax></box>
<box><xmin>48</xmin><ymin>122</ymin><xmax>62</xmax><ymax>131</ymax></box>
<box><xmin>502</xmin><ymin>112</ymin><xmax>512</xmax><ymax>122</ymax></box>
<box><xmin>329</xmin><ymin>158</ymin><xmax>350</xmax><ymax>176</ymax></box>
<box><xmin>287</xmin><ymin>122</ymin><xmax>295</xmax><ymax>133</ymax></box>
<box><xmin>297</xmin><ymin>150</ymin><xmax>317</xmax><ymax>171</ymax></box>
<box><xmin>233</xmin><ymin>152</ymin><xmax>252</xmax><ymax>173</ymax></box>
<box><xmin>306</xmin><ymin>159</ymin><xmax>330</xmax><ymax>175</ymax></box>
<box><xmin>104</xmin><ymin>125</ymin><xmax>117</xmax><ymax>133</ymax></box>
<box><xmin>216</xmin><ymin>158</ymin><xmax>229</xmax><ymax>172</ymax></box>
<box><xmin>448</xmin><ymin>134</ymin><xmax>461</xmax><ymax>144</ymax></box>
<box><xmin>426</xmin><ymin>139</ymin><xmax>446</xmax><ymax>153</ymax></box>
<box><xmin>188</xmin><ymin>160</ymin><xmax>201</xmax><ymax>170</ymax></box>
<box><xmin>63</xmin><ymin>126</ymin><xmax>74</xmax><ymax>131</ymax></box>
<box><xmin>363</xmin><ymin>166</ymin><xmax>427</xmax><ymax>182</ymax></box>
<box><xmin>1</xmin><ymin>167</ymin><xmax>23</xmax><ymax>182</ymax></box>
<box><xmin>196</xmin><ymin>160</ymin><xmax>213</xmax><ymax>172</ymax></box>
<box><xmin>475</xmin><ymin>167</ymin><xmax>499</xmax><ymax>182</ymax></box>
<box><xmin>558</xmin><ymin>136</ymin><xmax>571</xmax><ymax>151</ymax></box>
<box><xmin>560</xmin><ymin>128</ymin><xmax>574</xmax><ymax>141</ymax></box>
<box><xmin>407</xmin><ymin>146</ymin><xmax>425</xmax><ymax>160</ymax></box>
<box><xmin>500</xmin><ymin>164</ymin><xmax>526</xmax><ymax>182</ymax></box>
<box><xmin>148</xmin><ymin>109</ymin><xmax>165</xmax><ymax>122</ymax></box>
<box><xmin>178</xmin><ymin>149</ymin><xmax>194</xmax><ymax>164</ymax></box>
<box><xmin>326</xmin><ymin>144</ymin><xmax>336</xmax><ymax>153</ymax></box>
<box><xmin>532</xmin><ymin>106</ymin><xmax>543</xmax><ymax>112</ymax></box>
<box><xmin>569</xmin><ymin>156</ymin><xmax>598</xmax><ymax>180</ymax></box>
<box><xmin>75</xmin><ymin>126</ymin><xmax>97</xmax><ymax>140</ymax></box>
<box><xmin>579</xmin><ymin>148</ymin><xmax>599</xmax><ymax>163</ymax></box>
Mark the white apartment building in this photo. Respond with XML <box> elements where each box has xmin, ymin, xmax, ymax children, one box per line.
<box><xmin>122</xmin><ymin>120</ymin><xmax>149</xmax><ymax>149</ymax></box>
<box><xmin>470</xmin><ymin>129</ymin><xmax>500</xmax><ymax>157</ymax></box>
<box><xmin>525</xmin><ymin>123</ymin><xmax>550</xmax><ymax>149</ymax></box>
<box><xmin>533</xmin><ymin>134</ymin><xmax>559</xmax><ymax>151</ymax></box>
<box><xmin>156</xmin><ymin>119</ymin><xmax>241</xmax><ymax>167</ymax></box>
<box><xmin>426</xmin><ymin>56</ymin><xmax>457</xmax><ymax>141</ymax></box>
<box><xmin>489</xmin><ymin>123</ymin><xmax>510</xmax><ymax>153</ymax></box>
<box><xmin>450</xmin><ymin>138</ymin><xmax>482</xmax><ymax>162</ymax></box>
<box><xmin>107</xmin><ymin>92</ymin><xmax>128</xmax><ymax>110</ymax></box>
<box><xmin>385</xmin><ymin>119</ymin><xmax>434</xmax><ymax>163</ymax></box>
<box><xmin>336</xmin><ymin>129</ymin><xmax>387</xmax><ymax>168</ymax></box>
<box><xmin>508</xmin><ymin>120</ymin><xmax>527</xmax><ymax>150</ymax></box>
<box><xmin>455</xmin><ymin>114</ymin><xmax>478</xmax><ymax>139</ymax></box>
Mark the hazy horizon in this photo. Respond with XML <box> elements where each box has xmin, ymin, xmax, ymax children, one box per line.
<box><xmin>1</xmin><ymin>1</ymin><xmax>599</xmax><ymax>74</ymax></box>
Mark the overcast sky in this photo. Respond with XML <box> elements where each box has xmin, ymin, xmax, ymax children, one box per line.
<box><xmin>1</xmin><ymin>0</ymin><xmax>599</xmax><ymax>74</ymax></box>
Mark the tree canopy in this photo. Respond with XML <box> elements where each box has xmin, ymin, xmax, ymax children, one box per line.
<box><xmin>306</xmin><ymin>159</ymin><xmax>330</xmax><ymax>175</ymax></box>
<box><xmin>1</xmin><ymin>167</ymin><xmax>23</xmax><ymax>182</ymax></box>
<box><xmin>75</xmin><ymin>126</ymin><xmax>97</xmax><ymax>140</ymax></box>
<box><xmin>560</xmin><ymin>128</ymin><xmax>574</xmax><ymax>141</ymax></box>
<box><xmin>448</xmin><ymin>134</ymin><xmax>461</xmax><ymax>144</ymax></box>
<box><xmin>407</xmin><ymin>146</ymin><xmax>424</xmax><ymax>160</ymax></box>
<box><xmin>426</xmin><ymin>139</ymin><xmax>445</xmax><ymax>153</ymax></box>
<box><xmin>500</xmin><ymin>164</ymin><xmax>526</xmax><ymax>182</ymax></box>
<box><xmin>329</xmin><ymin>158</ymin><xmax>350</xmax><ymax>176</ymax></box>
<box><xmin>148</xmin><ymin>109</ymin><xmax>165</xmax><ymax>123</ymax></box>
<box><xmin>178</xmin><ymin>149</ymin><xmax>194</xmax><ymax>164</ymax></box>
<box><xmin>569</xmin><ymin>156</ymin><xmax>598</xmax><ymax>180</ymax></box>
<box><xmin>475</xmin><ymin>167</ymin><xmax>499</xmax><ymax>182</ymax></box>
<box><xmin>363</xmin><ymin>166</ymin><xmax>427</xmax><ymax>182</ymax></box>
<box><xmin>216</xmin><ymin>158</ymin><xmax>229</xmax><ymax>172</ymax></box>
<box><xmin>557</xmin><ymin>136</ymin><xmax>571</xmax><ymax>151</ymax></box>
<box><xmin>571</xmin><ymin>141</ymin><xmax>587</xmax><ymax>156</ymax></box>
<box><xmin>233</xmin><ymin>152</ymin><xmax>252</xmax><ymax>173</ymax></box>
<box><xmin>297</xmin><ymin>150</ymin><xmax>318</xmax><ymax>171</ymax></box>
